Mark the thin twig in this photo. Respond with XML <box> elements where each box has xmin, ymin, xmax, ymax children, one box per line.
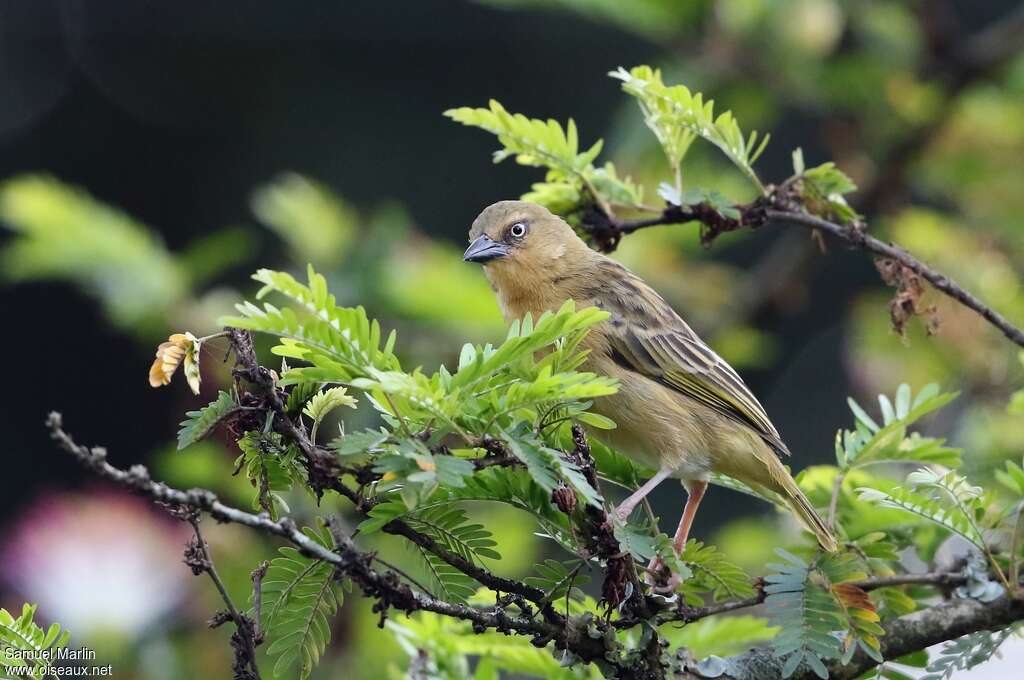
<box><xmin>765</xmin><ymin>209</ymin><xmax>1024</xmax><ymax>348</ymax></box>
<box><xmin>188</xmin><ymin>518</ymin><xmax>262</xmax><ymax>680</ymax></box>
<box><xmin>250</xmin><ymin>561</ymin><xmax>269</xmax><ymax>644</ymax></box>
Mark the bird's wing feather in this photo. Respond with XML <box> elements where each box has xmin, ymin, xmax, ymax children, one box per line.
<box><xmin>587</xmin><ymin>266</ymin><xmax>790</xmax><ymax>457</ymax></box>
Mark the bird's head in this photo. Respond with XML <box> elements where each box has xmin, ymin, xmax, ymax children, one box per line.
<box><xmin>464</xmin><ymin>201</ymin><xmax>591</xmax><ymax>295</ymax></box>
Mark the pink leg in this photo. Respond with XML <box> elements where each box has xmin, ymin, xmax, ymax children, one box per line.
<box><xmin>612</xmin><ymin>468</ymin><xmax>672</xmax><ymax>522</ymax></box>
<box><xmin>672</xmin><ymin>480</ymin><xmax>708</xmax><ymax>553</ymax></box>
<box><xmin>647</xmin><ymin>480</ymin><xmax>709</xmax><ymax>592</ymax></box>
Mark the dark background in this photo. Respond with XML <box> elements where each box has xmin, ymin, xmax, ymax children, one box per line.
<box><xmin>1</xmin><ymin>1</ymin><xmax>1022</xmax><ymax>676</ymax></box>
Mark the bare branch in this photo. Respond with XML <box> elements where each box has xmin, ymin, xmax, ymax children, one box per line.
<box><xmin>581</xmin><ymin>198</ymin><xmax>1024</xmax><ymax>349</ymax></box>
<box><xmin>765</xmin><ymin>208</ymin><xmax>1024</xmax><ymax>347</ymax></box>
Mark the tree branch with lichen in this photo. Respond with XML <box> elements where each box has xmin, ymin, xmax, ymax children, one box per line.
<box><xmin>45</xmin><ymin>412</ymin><xmax>1024</xmax><ymax>680</ymax></box>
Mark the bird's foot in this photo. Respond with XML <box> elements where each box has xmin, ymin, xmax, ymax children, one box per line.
<box><xmin>644</xmin><ymin>556</ymin><xmax>682</xmax><ymax>594</ymax></box>
<box><xmin>610</xmin><ymin>505</ymin><xmax>632</xmax><ymax>524</ymax></box>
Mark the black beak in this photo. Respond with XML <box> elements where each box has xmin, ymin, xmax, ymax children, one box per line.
<box><xmin>463</xmin><ymin>235</ymin><xmax>510</xmax><ymax>263</ymax></box>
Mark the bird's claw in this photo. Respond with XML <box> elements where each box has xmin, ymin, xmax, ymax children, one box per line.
<box><xmin>644</xmin><ymin>556</ymin><xmax>682</xmax><ymax>594</ymax></box>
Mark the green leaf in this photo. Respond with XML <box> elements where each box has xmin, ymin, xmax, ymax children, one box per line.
<box><xmin>523</xmin><ymin>559</ymin><xmax>590</xmax><ymax>608</ymax></box>
<box><xmin>259</xmin><ymin>524</ymin><xmax>343</xmax><ymax>680</ymax></box>
<box><xmin>611</xmin><ymin>65</ymin><xmax>769</xmax><ymax>193</ymax></box>
<box><xmin>678</xmin><ymin>539</ymin><xmax>755</xmax><ymax>603</ymax></box>
<box><xmin>858</xmin><ymin>468</ymin><xmax>988</xmax><ymax>552</ymax></box>
<box><xmin>330</xmin><ymin>429</ymin><xmax>390</xmax><ymax>458</ymax></box>
<box><xmin>765</xmin><ymin>549</ymin><xmax>846</xmax><ymax>677</ymax></box>
<box><xmin>444</xmin><ymin>100</ymin><xmax>642</xmax><ymax>216</ymax></box>
<box><xmin>177</xmin><ymin>391</ymin><xmax>236</xmax><ymax>450</ymax></box>
<box><xmin>302</xmin><ymin>386</ymin><xmax>357</xmax><ymax>441</ymax></box>
<box><xmin>797</xmin><ymin>159</ymin><xmax>860</xmax><ymax>223</ymax></box>
<box><xmin>251</xmin><ymin>173</ymin><xmax>356</xmax><ymax>268</ymax></box>
<box><xmin>0</xmin><ymin>603</ymin><xmax>71</xmax><ymax>676</ymax></box>
<box><xmin>501</xmin><ymin>427</ymin><xmax>601</xmax><ymax>508</ymax></box>
<box><xmin>919</xmin><ymin>625</ymin><xmax>1020</xmax><ymax>680</ymax></box>
<box><xmin>220</xmin><ymin>265</ymin><xmax>401</xmax><ymax>385</ymax></box>
<box><xmin>234</xmin><ymin>431</ymin><xmax>305</xmax><ymax>519</ymax></box>
<box><xmin>838</xmin><ymin>385</ymin><xmax>961</xmax><ymax>470</ymax></box>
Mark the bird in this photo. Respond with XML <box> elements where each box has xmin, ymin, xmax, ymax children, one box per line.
<box><xmin>463</xmin><ymin>200</ymin><xmax>838</xmax><ymax>583</ymax></box>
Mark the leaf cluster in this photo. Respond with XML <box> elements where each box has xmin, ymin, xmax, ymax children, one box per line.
<box><xmin>765</xmin><ymin>550</ymin><xmax>882</xmax><ymax>679</ymax></box>
<box><xmin>0</xmin><ymin>604</ymin><xmax>70</xmax><ymax>678</ymax></box>
<box><xmin>258</xmin><ymin>523</ymin><xmax>346</xmax><ymax>680</ymax></box>
<box><xmin>444</xmin><ymin>100</ymin><xmax>642</xmax><ymax>217</ymax></box>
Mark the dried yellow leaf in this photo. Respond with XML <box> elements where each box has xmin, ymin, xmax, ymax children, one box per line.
<box><xmin>149</xmin><ymin>331</ymin><xmax>201</xmax><ymax>393</ymax></box>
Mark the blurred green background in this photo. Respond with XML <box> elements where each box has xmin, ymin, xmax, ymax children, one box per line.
<box><xmin>1</xmin><ymin>1</ymin><xmax>1022</xmax><ymax>677</ymax></box>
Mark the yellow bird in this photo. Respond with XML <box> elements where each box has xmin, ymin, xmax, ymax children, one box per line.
<box><xmin>464</xmin><ymin>201</ymin><xmax>837</xmax><ymax>579</ymax></box>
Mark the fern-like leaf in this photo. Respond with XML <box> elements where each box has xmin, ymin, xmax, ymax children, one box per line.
<box><xmin>220</xmin><ymin>265</ymin><xmax>400</xmax><ymax>384</ymax></box>
<box><xmin>444</xmin><ymin>100</ymin><xmax>642</xmax><ymax>214</ymax></box>
<box><xmin>523</xmin><ymin>559</ymin><xmax>590</xmax><ymax>608</ymax></box>
<box><xmin>919</xmin><ymin>625</ymin><xmax>1020</xmax><ymax>680</ymax></box>
<box><xmin>679</xmin><ymin>539</ymin><xmax>756</xmax><ymax>604</ymax></box>
<box><xmin>611</xmin><ymin>65</ymin><xmax>769</xmax><ymax>193</ymax></box>
<box><xmin>259</xmin><ymin>524</ymin><xmax>343</xmax><ymax>680</ymax></box>
<box><xmin>857</xmin><ymin>469</ymin><xmax>987</xmax><ymax>552</ymax></box>
<box><xmin>0</xmin><ymin>604</ymin><xmax>71</xmax><ymax>678</ymax></box>
<box><xmin>234</xmin><ymin>430</ymin><xmax>304</xmax><ymax>519</ymax></box>
<box><xmin>177</xmin><ymin>390</ymin><xmax>237</xmax><ymax>450</ymax></box>
<box><xmin>765</xmin><ymin>549</ymin><xmax>844</xmax><ymax>679</ymax></box>
<box><xmin>302</xmin><ymin>386</ymin><xmax>357</xmax><ymax>441</ymax></box>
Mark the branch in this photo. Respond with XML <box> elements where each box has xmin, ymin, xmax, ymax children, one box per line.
<box><xmin>693</xmin><ymin>592</ymin><xmax>1024</xmax><ymax>680</ymax></box>
<box><xmin>225</xmin><ymin>328</ymin><xmax>550</xmax><ymax>606</ymax></box>
<box><xmin>765</xmin><ymin>208</ymin><xmax>1024</xmax><ymax>347</ymax></box>
<box><xmin>582</xmin><ymin>196</ymin><xmax>1024</xmax><ymax>349</ymax></box>
<box><xmin>45</xmin><ymin>412</ymin><xmax>631</xmax><ymax>675</ymax></box>
<box><xmin>183</xmin><ymin>517</ymin><xmax>262</xmax><ymax>680</ymax></box>
<box><xmin>635</xmin><ymin>570</ymin><xmax>974</xmax><ymax>628</ymax></box>
<box><xmin>49</xmin><ymin>410</ymin><xmax>1024</xmax><ymax>679</ymax></box>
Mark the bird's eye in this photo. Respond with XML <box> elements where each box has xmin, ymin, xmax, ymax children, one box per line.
<box><xmin>509</xmin><ymin>222</ymin><xmax>527</xmax><ymax>239</ymax></box>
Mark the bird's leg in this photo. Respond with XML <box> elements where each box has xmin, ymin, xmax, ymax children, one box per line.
<box><xmin>672</xmin><ymin>479</ymin><xmax>708</xmax><ymax>553</ymax></box>
<box><xmin>612</xmin><ymin>468</ymin><xmax>672</xmax><ymax>523</ymax></box>
<box><xmin>646</xmin><ymin>480</ymin><xmax>709</xmax><ymax>593</ymax></box>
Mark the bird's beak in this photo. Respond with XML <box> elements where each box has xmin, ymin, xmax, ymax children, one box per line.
<box><xmin>463</xmin><ymin>235</ymin><xmax>510</xmax><ymax>263</ymax></box>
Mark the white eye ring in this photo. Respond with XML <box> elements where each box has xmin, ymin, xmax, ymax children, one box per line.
<box><xmin>509</xmin><ymin>222</ymin><xmax>527</xmax><ymax>238</ymax></box>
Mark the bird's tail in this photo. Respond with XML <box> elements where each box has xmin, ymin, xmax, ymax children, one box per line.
<box><xmin>780</xmin><ymin>477</ymin><xmax>838</xmax><ymax>553</ymax></box>
<box><xmin>717</xmin><ymin>446</ymin><xmax>839</xmax><ymax>552</ymax></box>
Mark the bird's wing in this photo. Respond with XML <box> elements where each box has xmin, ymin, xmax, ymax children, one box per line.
<box><xmin>587</xmin><ymin>267</ymin><xmax>790</xmax><ymax>457</ymax></box>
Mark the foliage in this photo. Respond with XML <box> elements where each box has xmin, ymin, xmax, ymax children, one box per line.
<box><xmin>157</xmin><ymin>262</ymin><xmax>1023</xmax><ymax>680</ymax></box>
<box><xmin>444</xmin><ymin>99</ymin><xmax>643</xmax><ymax>218</ymax></box>
<box><xmin>765</xmin><ymin>549</ymin><xmax>882</xmax><ymax>679</ymax></box>
<box><xmin>387</xmin><ymin>606</ymin><xmax>602</xmax><ymax>680</ymax></box>
<box><xmin>0</xmin><ymin>175</ymin><xmax>187</xmax><ymax>328</ymax></box>
<box><xmin>919</xmin><ymin>625</ymin><xmax>1022</xmax><ymax>680</ymax></box>
<box><xmin>836</xmin><ymin>383</ymin><xmax>961</xmax><ymax>471</ymax></box>
<box><xmin>177</xmin><ymin>390</ymin><xmax>238</xmax><ymax>450</ymax></box>
<box><xmin>234</xmin><ymin>430</ymin><xmax>305</xmax><ymax>519</ymax></box>
<box><xmin>678</xmin><ymin>539</ymin><xmax>755</xmax><ymax>604</ymax></box>
<box><xmin>302</xmin><ymin>386</ymin><xmax>358</xmax><ymax>442</ymax></box>
<box><xmin>361</xmin><ymin>503</ymin><xmax>500</xmax><ymax>602</ymax></box>
<box><xmin>0</xmin><ymin>604</ymin><xmax>70</xmax><ymax>679</ymax></box>
<box><xmin>611</xmin><ymin>65</ymin><xmax>770</xmax><ymax>193</ymax></box>
<box><xmin>791</xmin><ymin>149</ymin><xmax>861</xmax><ymax>224</ymax></box>
<box><xmin>251</xmin><ymin>173</ymin><xmax>356</xmax><ymax>269</ymax></box>
<box><xmin>259</xmin><ymin>523</ymin><xmax>346</xmax><ymax>680</ymax></box>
